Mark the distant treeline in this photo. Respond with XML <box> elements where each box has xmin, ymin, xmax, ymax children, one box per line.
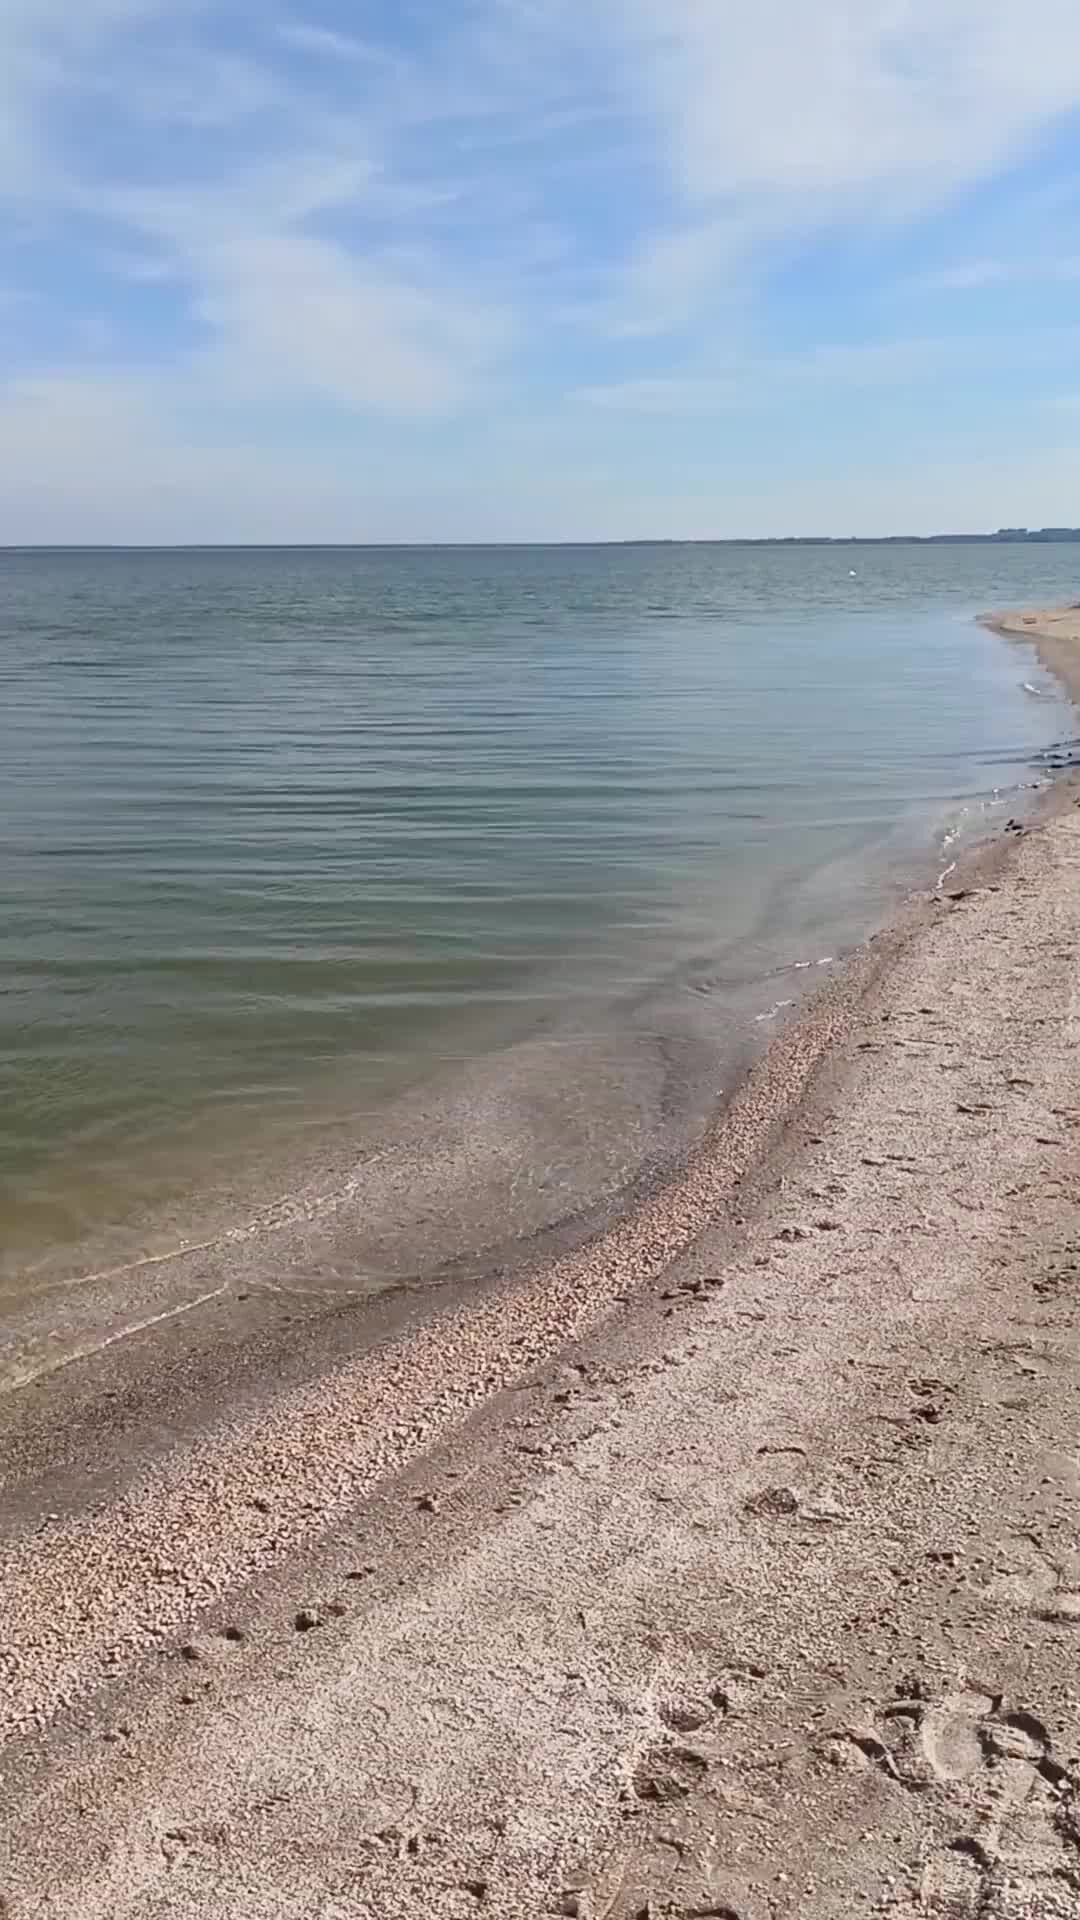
<box><xmin>623</xmin><ymin>528</ymin><xmax>1080</xmax><ymax>546</ymax></box>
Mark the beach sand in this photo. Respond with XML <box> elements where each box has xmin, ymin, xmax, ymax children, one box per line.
<box><xmin>4</xmin><ymin>608</ymin><xmax>1080</xmax><ymax>1917</ymax></box>
<box><xmin>982</xmin><ymin>602</ymin><xmax>1080</xmax><ymax>695</ymax></box>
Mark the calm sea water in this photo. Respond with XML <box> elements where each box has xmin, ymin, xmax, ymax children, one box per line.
<box><xmin>1</xmin><ymin>543</ymin><xmax>1077</xmax><ymax>1304</ymax></box>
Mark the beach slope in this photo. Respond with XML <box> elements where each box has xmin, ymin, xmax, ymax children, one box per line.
<box><xmin>4</xmin><ymin>612</ymin><xmax>1080</xmax><ymax>1917</ymax></box>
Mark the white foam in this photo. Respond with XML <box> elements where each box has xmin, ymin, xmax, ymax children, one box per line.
<box><xmin>754</xmin><ymin>997</ymin><xmax>795</xmax><ymax>1024</ymax></box>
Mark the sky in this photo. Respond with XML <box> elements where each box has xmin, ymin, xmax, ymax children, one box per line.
<box><xmin>2</xmin><ymin>0</ymin><xmax>1080</xmax><ymax>542</ymax></box>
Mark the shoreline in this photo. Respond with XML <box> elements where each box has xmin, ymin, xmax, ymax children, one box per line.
<box><xmin>4</xmin><ymin>605</ymin><xmax>1080</xmax><ymax>1916</ymax></box>
<box><xmin>980</xmin><ymin>600</ymin><xmax>1080</xmax><ymax>710</ymax></box>
<box><xmin>0</xmin><ymin>855</ymin><xmax>944</xmax><ymax>1732</ymax></box>
<box><xmin>0</xmin><ymin>818</ymin><xmax>1008</xmax><ymax>1520</ymax></box>
<box><xmin>2</xmin><ymin>593</ymin><xmax>1067</xmax><ymax>1327</ymax></box>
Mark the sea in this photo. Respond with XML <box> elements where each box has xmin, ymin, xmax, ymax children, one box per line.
<box><xmin>1</xmin><ymin>542</ymin><xmax>1077</xmax><ymax>1321</ymax></box>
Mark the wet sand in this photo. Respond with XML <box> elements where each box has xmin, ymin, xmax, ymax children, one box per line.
<box><xmin>4</xmin><ymin>608</ymin><xmax>1080</xmax><ymax>1917</ymax></box>
<box><xmin>981</xmin><ymin>600</ymin><xmax>1080</xmax><ymax>691</ymax></box>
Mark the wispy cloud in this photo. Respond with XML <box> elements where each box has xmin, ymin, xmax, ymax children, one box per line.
<box><xmin>612</xmin><ymin>0</ymin><xmax>1080</xmax><ymax>204</ymax></box>
<box><xmin>576</xmin><ymin>373</ymin><xmax>743</xmax><ymax>412</ymax></box>
<box><xmin>573</xmin><ymin>335</ymin><xmax>1016</xmax><ymax>414</ymax></box>
<box><xmin>187</xmin><ymin>225</ymin><xmax>511</xmax><ymax>418</ymax></box>
<box><xmin>920</xmin><ymin>257</ymin><xmax>1080</xmax><ymax>291</ymax></box>
<box><xmin>274</xmin><ymin>21</ymin><xmax>397</xmax><ymax>68</ymax></box>
<box><xmin>2</xmin><ymin>0</ymin><xmax>1080</xmax><ymax>536</ymax></box>
<box><xmin>1</xmin><ymin>3</ymin><xmax>519</xmax><ymax>420</ymax></box>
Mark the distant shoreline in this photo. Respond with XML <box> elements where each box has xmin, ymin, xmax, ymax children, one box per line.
<box><xmin>621</xmin><ymin>527</ymin><xmax>1080</xmax><ymax>546</ymax></box>
<box><xmin>3</xmin><ymin>529</ymin><xmax>1080</xmax><ymax>552</ymax></box>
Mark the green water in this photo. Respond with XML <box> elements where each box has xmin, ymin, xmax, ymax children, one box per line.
<box><xmin>1</xmin><ymin>542</ymin><xmax>1076</xmax><ymax>1299</ymax></box>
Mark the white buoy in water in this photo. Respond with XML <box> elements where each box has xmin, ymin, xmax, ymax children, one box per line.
<box><xmin>849</xmin><ymin>568</ymin><xmax>857</xmax><ymax>576</ymax></box>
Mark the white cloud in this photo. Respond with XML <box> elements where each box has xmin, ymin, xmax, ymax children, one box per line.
<box><xmin>274</xmin><ymin>21</ymin><xmax>402</xmax><ymax>69</ymax></box>
<box><xmin>0</xmin><ymin>0</ymin><xmax>186</xmax><ymax>191</ymax></box>
<box><xmin>191</xmin><ymin>228</ymin><xmax>511</xmax><ymax>418</ymax></box>
<box><xmin>611</xmin><ymin>217</ymin><xmax>756</xmax><ymax>336</ymax></box>
<box><xmin>3</xmin><ymin>0</ymin><xmax>1080</xmax><ymax>534</ymax></box>
<box><xmin>577</xmin><ymin>373</ymin><xmax>741</xmax><ymax>411</ymax></box>
<box><xmin>94</xmin><ymin>159</ymin><xmax>511</xmax><ymax>418</ymax></box>
<box><xmin>922</xmin><ymin>257</ymin><xmax>1080</xmax><ymax>291</ymax></box>
<box><xmin>1</xmin><ymin>3</ymin><xmax>514</xmax><ymax>422</ymax></box>
<box><xmin>573</xmin><ymin>336</ymin><xmax>985</xmax><ymax>414</ymax></box>
<box><xmin>612</xmin><ymin>0</ymin><xmax>1080</xmax><ymax>204</ymax></box>
<box><xmin>599</xmin><ymin>0</ymin><xmax>1080</xmax><ymax>328</ymax></box>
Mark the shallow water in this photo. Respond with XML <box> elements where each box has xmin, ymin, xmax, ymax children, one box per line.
<box><xmin>0</xmin><ymin>542</ymin><xmax>1076</xmax><ymax>1300</ymax></box>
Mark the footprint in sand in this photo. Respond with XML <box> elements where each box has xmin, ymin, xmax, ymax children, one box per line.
<box><xmin>858</xmin><ymin>1685</ymin><xmax>1080</xmax><ymax>1914</ymax></box>
<box><xmin>657</xmin><ymin>1697</ymin><xmax>712</xmax><ymax>1734</ymax></box>
<box><xmin>985</xmin><ymin>1539</ymin><xmax>1059</xmax><ymax>1612</ymax></box>
<box><xmin>631</xmin><ymin>1744</ymin><xmax>709</xmax><ymax>1804</ymax></box>
<box><xmin>1036</xmin><ymin>1590</ymin><xmax>1080</xmax><ymax>1624</ymax></box>
<box><xmin>851</xmin><ymin>1688</ymin><xmax>994</xmax><ymax>1788</ymax></box>
<box><xmin>920</xmin><ymin>1838</ymin><xmax>986</xmax><ymax>1916</ymax></box>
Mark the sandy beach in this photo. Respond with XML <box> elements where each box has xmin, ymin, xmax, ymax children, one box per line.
<box><xmin>4</xmin><ymin>605</ymin><xmax>1080</xmax><ymax>1918</ymax></box>
<box><xmin>981</xmin><ymin>603</ymin><xmax>1080</xmax><ymax>691</ymax></box>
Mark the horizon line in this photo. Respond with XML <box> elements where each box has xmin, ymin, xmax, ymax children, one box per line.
<box><xmin>3</xmin><ymin>528</ymin><xmax>1080</xmax><ymax>553</ymax></box>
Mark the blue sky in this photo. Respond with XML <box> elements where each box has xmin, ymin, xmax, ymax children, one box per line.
<box><xmin>2</xmin><ymin>0</ymin><xmax>1080</xmax><ymax>541</ymax></box>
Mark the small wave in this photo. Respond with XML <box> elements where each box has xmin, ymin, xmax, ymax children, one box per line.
<box><xmin>754</xmin><ymin>997</ymin><xmax>795</xmax><ymax>1024</ymax></box>
<box><xmin>768</xmin><ymin>952</ymin><xmax>839</xmax><ymax>983</ymax></box>
<box><xmin>1034</xmin><ymin>737</ymin><xmax>1080</xmax><ymax>768</ymax></box>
